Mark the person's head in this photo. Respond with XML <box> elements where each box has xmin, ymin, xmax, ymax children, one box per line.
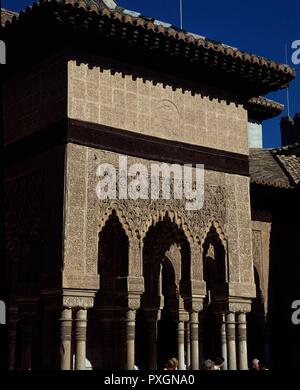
<box><xmin>252</xmin><ymin>358</ymin><xmax>260</xmax><ymax>370</ymax></box>
<box><xmin>215</xmin><ymin>357</ymin><xmax>225</xmax><ymax>368</ymax></box>
<box><xmin>166</xmin><ymin>357</ymin><xmax>179</xmax><ymax>370</ymax></box>
<box><xmin>203</xmin><ymin>359</ymin><xmax>215</xmax><ymax>370</ymax></box>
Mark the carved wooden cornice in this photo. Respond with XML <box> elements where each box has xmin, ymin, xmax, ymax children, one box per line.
<box><xmin>246</xmin><ymin>97</ymin><xmax>284</xmax><ymax>121</ymax></box>
<box><xmin>1</xmin><ymin>0</ymin><xmax>295</xmax><ymax>96</ymax></box>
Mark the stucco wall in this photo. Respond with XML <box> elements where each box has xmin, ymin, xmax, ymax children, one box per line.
<box><xmin>68</xmin><ymin>58</ymin><xmax>249</xmax><ymax>155</ymax></box>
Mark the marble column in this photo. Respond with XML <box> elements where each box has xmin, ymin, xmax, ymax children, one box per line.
<box><xmin>226</xmin><ymin>312</ymin><xmax>237</xmax><ymax>370</ymax></box>
<box><xmin>177</xmin><ymin>320</ymin><xmax>185</xmax><ymax>370</ymax></box>
<box><xmin>7</xmin><ymin>307</ymin><xmax>18</xmax><ymax>370</ymax></box>
<box><xmin>126</xmin><ymin>310</ymin><xmax>136</xmax><ymax>370</ymax></box>
<box><xmin>75</xmin><ymin>308</ymin><xmax>87</xmax><ymax>370</ymax></box>
<box><xmin>190</xmin><ymin>311</ymin><xmax>199</xmax><ymax>370</ymax></box>
<box><xmin>60</xmin><ymin>307</ymin><xmax>72</xmax><ymax>370</ymax></box>
<box><xmin>237</xmin><ymin>312</ymin><xmax>248</xmax><ymax>370</ymax></box>
<box><xmin>185</xmin><ymin>322</ymin><xmax>190</xmax><ymax>370</ymax></box>
<box><xmin>220</xmin><ymin>314</ymin><xmax>228</xmax><ymax>370</ymax></box>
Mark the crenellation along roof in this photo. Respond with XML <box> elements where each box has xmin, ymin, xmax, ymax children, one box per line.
<box><xmin>1</xmin><ymin>0</ymin><xmax>295</xmax><ymax>96</ymax></box>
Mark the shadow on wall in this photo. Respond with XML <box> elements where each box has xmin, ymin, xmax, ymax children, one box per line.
<box><xmin>267</xmin><ymin>187</ymin><xmax>300</xmax><ymax>370</ymax></box>
<box><xmin>247</xmin><ymin>266</ymin><xmax>266</xmax><ymax>366</ymax></box>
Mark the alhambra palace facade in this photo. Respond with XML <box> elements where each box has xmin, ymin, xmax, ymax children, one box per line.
<box><xmin>1</xmin><ymin>0</ymin><xmax>299</xmax><ymax>370</ymax></box>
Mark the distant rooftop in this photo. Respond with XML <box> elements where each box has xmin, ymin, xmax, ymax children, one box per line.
<box><xmin>1</xmin><ymin>8</ymin><xmax>18</xmax><ymax>26</ymax></box>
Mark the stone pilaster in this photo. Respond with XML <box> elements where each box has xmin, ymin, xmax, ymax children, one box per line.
<box><xmin>237</xmin><ymin>312</ymin><xmax>248</xmax><ymax>370</ymax></box>
<box><xmin>60</xmin><ymin>307</ymin><xmax>72</xmax><ymax>370</ymax></box>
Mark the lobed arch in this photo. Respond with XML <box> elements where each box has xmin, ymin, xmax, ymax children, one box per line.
<box><xmin>98</xmin><ymin>203</ymin><xmax>135</xmax><ymax>241</ymax></box>
<box><xmin>141</xmin><ymin>208</ymin><xmax>194</xmax><ymax>245</ymax></box>
<box><xmin>199</xmin><ymin>219</ymin><xmax>227</xmax><ymax>251</ymax></box>
<box><xmin>200</xmin><ymin>219</ymin><xmax>229</xmax><ymax>288</ymax></box>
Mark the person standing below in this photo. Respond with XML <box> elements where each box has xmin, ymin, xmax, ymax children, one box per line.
<box><xmin>164</xmin><ymin>357</ymin><xmax>179</xmax><ymax>370</ymax></box>
<box><xmin>203</xmin><ymin>359</ymin><xmax>215</xmax><ymax>370</ymax></box>
<box><xmin>251</xmin><ymin>358</ymin><xmax>260</xmax><ymax>370</ymax></box>
<box><xmin>214</xmin><ymin>357</ymin><xmax>225</xmax><ymax>370</ymax></box>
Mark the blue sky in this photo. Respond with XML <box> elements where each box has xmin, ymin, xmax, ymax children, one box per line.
<box><xmin>3</xmin><ymin>0</ymin><xmax>299</xmax><ymax>147</ymax></box>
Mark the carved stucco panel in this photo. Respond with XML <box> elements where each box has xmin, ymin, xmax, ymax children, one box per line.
<box><xmin>65</xmin><ymin>146</ymin><xmax>256</xmax><ymax>301</ymax></box>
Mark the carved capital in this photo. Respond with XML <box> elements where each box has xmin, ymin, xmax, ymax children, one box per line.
<box><xmin>228</xmin><ymin>301</ymin><xmax>251</xmax><ymax>314</ymax></box>
<box><xmin>63</xmin><ymin>296</ymin><xmax>94</xmax><ymax>309</ymax></box>
<box><xmin>186</xmin><ymin>297</ymin><xmax>204</xmax><ymax>313</ymax></box>
<box><xmin>127</xmin><ymin>297</ymin><xmax>141</xmax><ymax>311</ymax></box>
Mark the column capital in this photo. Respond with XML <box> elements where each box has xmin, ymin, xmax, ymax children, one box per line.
<box><xmin>228</xmin><ymin>301</ymin><xmax>251</xmax><ymax>314</ymax></box>
<box><xmin>63</xmin><ymin>296</ymin><xmax>94</xmax><ymax>309</ymax></box>
<box><xmin>127</xmin><ymin>295</ymin><xmax>142</xmax><ymax>311</ymax></box>
<box><xmin>186</xmin><ymin>298</ymin><xmax>204</xmax><ymax>313</ymax></box>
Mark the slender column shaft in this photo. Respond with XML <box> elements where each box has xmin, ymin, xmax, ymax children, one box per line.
<box><xmin>148</xmin><ymin>320</ymin><xmax>157</xmax><ymax>370</ymax></box>
<box><xmin>60</xmin><ymin>307</ymin><xmax>72</xmax><ymax>370</ymax></box>
<box><xmin>75</xmin><ymin>308</ymin><xmax>87</xmax><ymax>370</ymax></box>
<box><xmin>185</xmin><ymin>322</ymin><xmax>190</xmax><ymax>370</ymax></box>
<box><xmin>226</xmin><ymin>312</ymin><xmax>237</xmax><ymax>370</ymax></box>
<box><xmin>220</xmin><ymin>314</ymin><xmax>228</xmax><ymax>370</ymax></box>
<box><xmin>177</xmin><ymin>321</ymin><xmax>185</xmax><ymax>370</ymax></box>
<box><xmin>190</xmin><ymin>311</ymin><xmax>199</xmax><ymax>370</ymax></box>
<box><xmin>237</xmin><ymin>312</ymin><xmax>248</xmax><ymax>370</ymax></box>
<box><xmin>126</xmin><ymin>310</ymin><xmax>136</xmax><ymax>370</ymax></box>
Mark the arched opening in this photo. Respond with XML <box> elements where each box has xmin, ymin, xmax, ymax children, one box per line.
<box><xmin>202</xmin><ymin>224</ymin><xmax>228</xmax><ymax>364</ymax></box>
<box><xmin>87</xmin><ymin>210</ymin><xmax>129</xmax><ymax>369</ymax></box>
<box><xmin>136</xmin><ymin>215</ymin><xmax>191</xmax><ymax>370</ymax></box>
<box><xmin>156</xmin><ymin>257</ymin><xmax>178</xmax><ymax>369</ymax></box>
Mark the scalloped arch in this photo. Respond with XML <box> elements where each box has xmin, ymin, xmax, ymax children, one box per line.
<box><xmin>200</xmin><ymin>219</ymin><xmax>227</xmax><ymax>249</ymax></box>
<box><xmin>141</xmin><ymin>208</ymin><xmax>193</xmax><ymax>243</ymax></box>
<box><xmin>98</xmin><ymin>203</ymin><xmax>134</xmax><ymax>240</ymax></box>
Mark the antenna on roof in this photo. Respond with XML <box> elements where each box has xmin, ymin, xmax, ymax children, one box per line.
<box><xmin>179</xmin><ymin>0</ymin><xmax>183</xmax><ymax>30</ymax></box>
<box><xmin>285</xmin><ymin>43</ymin><xmax>290</xmax><ymax>117</ymax></box>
